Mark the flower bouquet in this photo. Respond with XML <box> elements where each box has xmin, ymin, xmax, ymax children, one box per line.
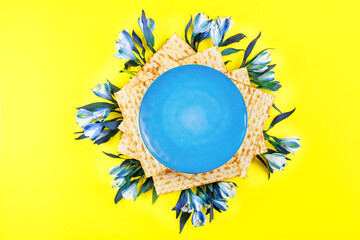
<box><xmin>75</xmin><ymin>10</ymin><xmax>300</xmax><ymax>233</ymax></box>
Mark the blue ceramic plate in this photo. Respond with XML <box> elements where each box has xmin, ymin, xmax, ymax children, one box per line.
<box><xmin>139</xmin><ymin>65</ymin><xmax>247</xmax><ymax>174</ymax></box>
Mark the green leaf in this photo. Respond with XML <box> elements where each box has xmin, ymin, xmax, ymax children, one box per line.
<box><xmin>102</xmin><ymin>151</ymin><xmax>120</xmax><ymax>158</ymax></box>
<box><xmin>224</xmin><ymin>60</ymin><xmax>232</xmax><ymax>65</ymax></box>
<box><xmin>184</xmin><ymin>15</ymin><xmax>192</xmax><ymax>44</ymax></box>
<box><xmin>76</xmin><ymin>102</ymin><xmax>118</xmax><ymax>111</ymax></box>
<box><xmin>221</xmin><ymin>48</ymin><xmax>243</xmax><ymax>56</ymax></box>
<box><xmin>137</xmin><ymin>178</ymin><xmax>154</xmax><ymax>197</ymax></box>
<box><xmin>241</xmin><ymin>32</ymin><xmax>261</xmax><ymax>67</ymax></box>
<box><xmin>115</xmin><ymin>180</ymin><xmax>131</xmax><ymax>204</ymax></box>
<box><xmin>107</xmin><ymin>80</ymin><xmax>121</xmax><ymax>93</ymax></box>
<box><xmin>267</xmin><ymin>108</ymin><xmax>296</xmax><ymax>131</ymax></box>
<box><xmin>75</xmin><ymin>133</ymin><xmax>87</xmax><ymax>140</ymax></box>
<box><xmin>256</xmin><ymin>155</ymin><xmax>270</xmax><ymax>179</ymax></box>
<box><xmin>121</xmin><ymin>69</ymin><xmax>136</xmax><ymax>77</ymax></box>
<box><xmin>272</xmin><ymin>103</ymin><xmax>282</xmax><ymax>114</ymax></box>
<box><xmin>179</xmin><ymin>211</ymin><xmax>191</xmax><ymax>233</ymax></box>
<box><xmin>152</xmin><ymin>188</ymin><xmax>159</xmax><ymax>204</ymax></box>
<box><xmin>220</xmin><ymin>33</ymin><xmax>246</xmax><ymax>47</ymax></box>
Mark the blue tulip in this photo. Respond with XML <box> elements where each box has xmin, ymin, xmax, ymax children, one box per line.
<box><xmin>279</xmin><ymin>137</ymin><xmax>301</xmax><ymax>154</ymax></box>
<box><xmin>263</xmin><ymin>153</ymin><xmax>287</xmax><ymax>172</ymax></box>
<box><xmin>138</xmin><ymin>17</ymin><xmax>155</xmax><ymax>32</ymax></box>
<box><xmin>92</xmin><ymin>82</ymin><xmax>113</xmax><ymax>101</ymax></box>
<box><xmin>191</xmin><ymin>13</ymin><xmax>211</xmax><ymax>41</ymax></box>
<box><xmin>76</xmin><ymin>109</ymin><xmax>94</xmax><ymax>127</ymax></box>
<box><xmin>121</xmin><ymin>180</ymin><xmax>138</xmax><ymax>200</ymax></box>
<box><xmin>191</xmin><ymin>211</ymin><xmax>207</xmax><ymax>227</ymax></box>
<box><xmin>215</xmin><ymin>182</ymin><xmax>237</xmax><ymax>199</ymax></box>
<box><xmin>255</xmin><ymin>71</ymin><xmax>275</xmax><ymax>82</ymax></box>
<box><xmin>210</xmin><ymin>23</ymin><xmax>222</xmax><ymax>46</ymax></box>
<box><xmin>83</xmin><ymin>122</ymin><xmax>104</xmax><ymax>140</ymax></box>
<box><xmin>92</xmin><ymin>107</ymin><xmax>110</xmax><ymax>122</ymax></box>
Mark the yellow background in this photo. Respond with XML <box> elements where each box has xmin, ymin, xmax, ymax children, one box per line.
<box><xmin>1</xmin><ymin>0</ymin><xmax>359</xmax><ymax>239</ymax></box>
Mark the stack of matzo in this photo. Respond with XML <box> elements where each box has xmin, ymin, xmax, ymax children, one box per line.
<box><xmin>114</xmin><ymin>33</ymin><xmax>274</xmax><ymax>195</ymax></box>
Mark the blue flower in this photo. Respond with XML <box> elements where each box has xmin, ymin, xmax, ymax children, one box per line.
<box><xmin>210</xmin><ymin>198</ymin><xmax>228</xmax><ymax>211</ymax></box>
<box><xmin>263</xmin><ymin>153</ymin><xmax>287</xmax><ymax>172</ymax></box>
<box><xmin>190</xmin><ymin>190</ymin><xmax>204</xmax><ymax>211</ymax></box>
<box><xmin>92</xmin><ymin>107</ymin><xmax>110</xmax><ymax>122</ymax></box>
<box><xmin>255</xmin><ymin>71</ymin><xmax>275</xmax><ymax>82</ymax></box>
<box><xmin>138</xmin><ymin>17</ymin><xmax>155</xmax><ymax>32</ymax></box>
<box><xmin>247</xmin><ymin>64</ymin><xmax>268</xmax><ymax>73</ymax></box>
<box><xmin>121</xmin><ymin>180</ymin><xmax>138</xmax><ymax>200</ymax></box>
<box><xmin>83</xmin><ymin>122</ymin><xmax>104</xmax><ymax>140</ymax></box>
<box><xmin>279</xmin><ymin>136</ymin><xmax>301</xmax><ymax>154</ymax></box>
<box><xmin>210</xmin><ymin>23</ymin><xmax>222</xmax><ymax>46</ymax></box>
<box><xmin>111</xmin><ymin>177</ymin><xmax>125</xmax><ymax>189</ymax></box>
<box><xmin>117</xmin><ymin>30</ymin><xmax>136</xmax><ymax>51</ymax></box>
<box><xmin>114</xmin><ymin>30</ymin><xmax>138</xmax><ymax>61</ymax></box>
<box><xmin>76</xmin><ymin>109</ymin><xmax>94</xmax><ymax>127</ymax></box>
<box><xmin>92</xmin><ymin>82</ymin><xmax>113</xmax><ymax>101</ymax></box>
<box><xmin>114</xmin><ymin>46</ymin><xmax>138</xmax><ymax>61</ymax></box>
<box><xmin>191</xmin><ymin>211</ymin><xmax>207</xmax><ymax>227</ymax></box>
<box><xmin>216</xmin><ymin>16</ymin><xmax>233</xmax><ymax>38</ymax></box>
<box><xmin>215</xmin><ymin>182</ymin><xmax>237</xmax><ymax>199</ymax></box>
<box><xmin>191</xmin><ymin>13</ymin><xmax>211</xmax><ymax>41</ymax></box>
<box><xmin>251</xmin><ymin>50</ymin><xmax>271</xmax><ymax>65</ymax></box>
<box><xmin>172</xmin><ymin>190</ymin><xmax>193</xmax><ymax>213</ymax></box>
<box><xmin>109</xmin><ymin>165</ymin><xmax>127</xmax><ymax>177</ymax></box>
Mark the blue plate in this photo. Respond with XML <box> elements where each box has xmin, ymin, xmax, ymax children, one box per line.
<box><xmin>139</xmin><ymin>65</ymin><xmax>247</xmax><ymax>174</ymax></box>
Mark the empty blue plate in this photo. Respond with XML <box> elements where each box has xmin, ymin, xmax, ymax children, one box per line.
<box><xmin>139</xmin><ymin>65</ymin><xmax>247</xmax><ymax>174</ymax></box>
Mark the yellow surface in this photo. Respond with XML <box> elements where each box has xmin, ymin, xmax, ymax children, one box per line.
<box><xmin>1</xmin><ymin>0</ymin><xmax>359</xmax><ymax>239</ymax></box>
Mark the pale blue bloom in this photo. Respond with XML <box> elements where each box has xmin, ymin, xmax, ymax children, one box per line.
<box><xmin>216</xmin><ymin>16</ymin><xmax>233</xmax><ymax>38</ymax></box>
<box><xmin>279</xmin><ymin>136</ymin><xmax>301</xmax><ymax>154</ymax></box>
<box><xmin>109</xmin><ymin>165</ymin><xmax>127</xmax><ymax>177</ymax></box>
<box><xmin>216</xmin><ymin>182</ymin><xmax>237</xmax><ymax>199</ymax></box>
<box><xmin>122</xmin><ymin>180</ymin><xmax>138</xmax><ymax>200</ymax></box>
<box><xmin>247</xmin><ymin>64</ymin><xmax>268</xmax><ymax>73</ymax></box>
<box><xmin>111</xmin><ymin>177</ymin><xmax>125</xmax><ymax>189</ymax></box>
<box><xmin>256</xmin><ymin>71</ymin><xmax>275</xmax><ymax>82</ymax></box>
<box><xmin>263</xmin><ymin>153</ymin><xmax>287</xmax><ymax>172</ymax></box>
<box><xmin>92</xmin><ymin>107</ymin><xmax>110</xmax><ymax>122</ymax></box>
<box><xmin>251</xmin><ymin>50</ymin><xmax>271</xmax><ymax>65</ymax></box>
<box><xmin>190</xmin><ymin>190</ymin><xmax>204</xmax><ymax>211</ymax></box>
<box><xmin>114</xmin><ymin>30</ymin><xmax>138</xmax><ymax>61</ymax></box>
<box><xmin>138</xmin><ymin>17</ymin><xmax>155</xmax><ymax>32</ymax></box>
<box><xmin>117</xmin><ymin>30</ymin><xmax>136</xmax><ymax>51</ymax></box>
<box><xmin>210</xmin><ymin>23</ymin><xmax>222</xmax><ymax>46</ymax></box>
<box><xmin>181</xmin><ymin>190</ymin><xmax>194</xmax><ymax>213</ymax></box>
<box><xmin>92</xmin><ymin>82</ymin><xmax>113</xmax><ymax>101</ymax></box>
<box><xmin>191</xmin><ymin>211</ymin><xmax>207</xmax><ymax>227</ymax></box>
<box><xmin>192</xmin><ymin>13</ymin><xmax>211</xmax><ymax>40</ymax></box>
<box><xmin>76</xmin><ymin>109</ymin><xmax>94</xmax><ymax>127</ymax></box>
<box><xmin>83</xmin><ymin>123</ymin><xmax>104</xmax><ymax>140</ymax></box>
<box><xmin>172</xmin><ymin>190</ymin><xmax>194</xmax><ymax>213</ymax></box>
<box><xmin>114</xmin><ymin>47</ymin><xmax>138</xmax><ymax>61</ymax></box>
<box><xmin>210</xmin><ymin>198</ymin><xmax>228</xmax><ymax>211</ymax></box>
